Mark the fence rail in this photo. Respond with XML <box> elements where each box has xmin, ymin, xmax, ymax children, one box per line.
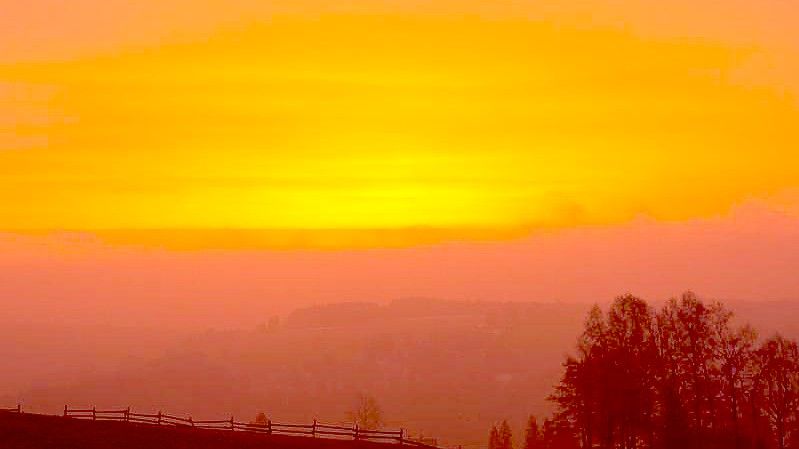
<box><xmin>58</xmin><ymin>405</ymin><xmax>439</xmax><ymax>449</ymax></box>
<box><xmin>0</xmin><ymin>404</ymin><xmax>22</xmax><ymax>413</ymax></box>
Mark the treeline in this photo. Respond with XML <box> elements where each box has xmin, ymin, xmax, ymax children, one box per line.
<box><xmin>490</xmin><ymin>292</ymin><xmax>799</xmax><ymax>449</ymax></box>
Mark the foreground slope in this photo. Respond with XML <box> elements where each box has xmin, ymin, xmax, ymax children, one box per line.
<box><xmin>0</xmin><ymin>412</ymin><xmax>402</xmax><ymax>449</ymax></box>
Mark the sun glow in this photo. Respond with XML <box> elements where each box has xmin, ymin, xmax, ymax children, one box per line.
<box><xmin>2</xmin><ymin>10</ymin><xmax>798</xmax><ymax>247</ymax></box>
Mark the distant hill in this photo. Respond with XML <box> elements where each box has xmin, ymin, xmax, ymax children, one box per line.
<box><xmin>12</xmin><ymin>299</ymin><xmax>589</xmax><ymax>448</ymax></box>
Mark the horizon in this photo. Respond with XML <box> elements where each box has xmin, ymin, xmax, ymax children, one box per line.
<box><xmin>3</xmin><ymin>198</ymin><xmax>799</xmax><ymax>328</ymax></box>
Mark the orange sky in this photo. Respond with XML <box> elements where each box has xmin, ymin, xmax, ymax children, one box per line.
<box><xmin>2</xmin><ymin>200</ymin><xmax>799</xmax><ymax>329</ymax></box>
<box><xmin>2</xmin><ymin>0</ymin><xmax>799</xmax><ymax>241</ymax></box>
<box><xmin>1</xmin><ymin>1</ymin><xmax>798</xmax><ymax>320</ymax></box>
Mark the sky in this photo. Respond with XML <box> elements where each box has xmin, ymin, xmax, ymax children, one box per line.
<box><xmin>1</xmin><ymin>0</ymin><xmax>798</xmax><ymax>326</ymax></box>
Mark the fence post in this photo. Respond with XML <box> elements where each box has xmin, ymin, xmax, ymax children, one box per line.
<box><xmin>64</xmin><ymin>405</ymin><xmax>68</xmax><ymax>417</ymax></box>
<box><xmin>312</xmin><ymin>419</ymin><xmax>317</xmax><ymax>438</ymax></box>
<box><xmin>230</xmin><ymin>416</ymin><xmax>235</xmax><ymax>431</ymax></box>
<box><xmin>125</xmin><ymin>407</ymin><xmax>130</xmax><ymax>423</ymax></box>
<box><xmin>92</xmin><ymin>406</ymin><xmax>96</xmax><ymax>421</ymax></box>
<box><xmin>267</xmin><ymin>419</ymin><xmax>272</xmax><ymax>435</ymax></box>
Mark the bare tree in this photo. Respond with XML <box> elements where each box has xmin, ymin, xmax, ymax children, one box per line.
<box><xmin>252</xmin><ymin>412</ymin><xmax>268</xmax><ymax>426</ymax></box>
<box><xmin>755</xmin><ymin>335</ymin><xmax>799</xmax><ymax>449</ymax></box>
<box><xmin>349</xmin><ymin>393</ymin><xmax>384</xmax><ymax>430</ymax></box>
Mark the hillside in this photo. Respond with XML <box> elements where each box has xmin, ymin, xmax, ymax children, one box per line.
<box><xmin>0</xmin><ymin>412</ymin><xmax>408</xmax><ymax>449</ymax></box>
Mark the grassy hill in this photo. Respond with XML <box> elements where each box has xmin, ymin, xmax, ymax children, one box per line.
<box><xmin>0</xmin><ymin>412</ymin><xmax>405</xmax><ymax>449</ymax></box>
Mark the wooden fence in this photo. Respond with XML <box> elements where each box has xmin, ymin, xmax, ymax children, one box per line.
<box><xmin>0</xmin><ymin>404</ymin><xmax>22</xmax><ymax>413</ymax></box>
<box><xmin>61</xmin><ymin>405</ymin><xmax>439</xmax><ymax>448</ymax></box>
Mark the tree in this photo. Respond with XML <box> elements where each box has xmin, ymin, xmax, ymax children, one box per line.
<box><xmin>714</xmin><ymin>319</ymin><xmax>756</xmax><ymax>449</ymax></box>
<box><xmin>653</xmin><ymin>299</ymin><xmax>691</xmax><ymax>449</ymax></box>
<box><xmin>678</xmin><ymin>294</ymin><xmax>722</xmax><ymax>444</ymax></box>
<box><xmin>489</xmin><ymin>425</ymin><xmax>501</xmax><ymax>449</ymax></box>
<box><xmin>524</xmin><ymin>415</ymin><xmax>542</xmax><ymax>449</ymax></box>
<box><xmin>550</xmin><ymin>305</ymin><xmax>606</xmax><ymax>448</ymax></box>
<box><xmin>547</xmin><ymin>291</ymin><xmax>799</xmax><ymax>449</ymax></box>
<box><xmin>499</xmin><ymin>420</ymin><xmax>513</xmax><ymax>449</ymax></box>
<box><xmin>349</xmin><ymin>394</ymin><xmax>384</xmax><ymax>430</ymax></box>
<box><xmin>541</xmin><ymin>416</ymin><xmax>579</xmax><ymax>449</ymax></box>
<box><xmin>653</xmin><ymin>293</ymin><xmax>722</xmax><ymax>448</ymax></box>
<box><xmin>754</xmin><ymin>335</ymin><xmax>799</xmax><ymax>449</ymax></box>
<box><xmin>551</xmin><ymin>295</ymin><xmax>657</xmax><ymax>449</ymax></box>
<box><xmin>488</xmin><ymin>421</ymin><xmax>514</xmax><ymax>449</ymax></box>
<box><xmin>604</xmin><ymin>294</ymin><xmax>657</xmax><ymax>449</ymax></box>
<box><xmin>252</xmin><ymin>412</ymin><xmax>268</xmax><ymax>426</ymax></box>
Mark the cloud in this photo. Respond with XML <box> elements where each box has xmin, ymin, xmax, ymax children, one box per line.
<box><xmin>0</xmin><ymin>13</ymin><xmax>797</xmax><ymax>239</ymax></box>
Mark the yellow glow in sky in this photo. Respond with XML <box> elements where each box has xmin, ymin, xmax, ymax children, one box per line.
<box><xmin>1</xmin><ymin>5</ymin><xmax>798</xmax><ymax>247</ymax></box>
